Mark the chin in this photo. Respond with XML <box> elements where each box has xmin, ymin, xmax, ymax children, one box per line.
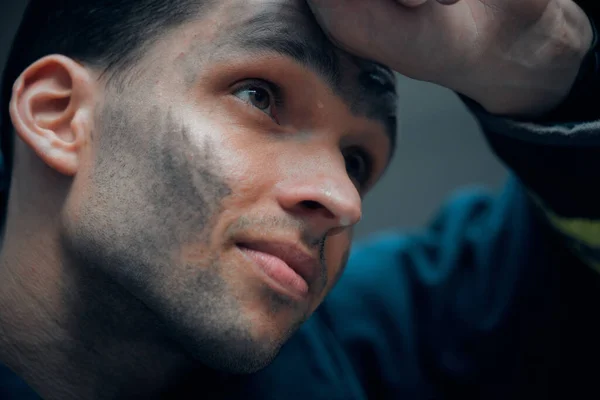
<box><xmin>182</xmin><ymin>327</ymin><xmax>288</xmax><ymax>374</ymax></box>
<box><xmin>166</xmin><ymin>308</ymin><xmax>301</xmax><ymax>374</ymax></box>
<box><xmin>151</xmin><ymin>257</ymin><xmax>311</xmax><ymax>374</ymax></box>
<box><xmin>203</xmin><ymin>343</ymin><xmax>282</xmax><ymax>374</ymax></box>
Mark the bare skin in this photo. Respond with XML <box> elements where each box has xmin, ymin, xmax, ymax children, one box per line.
<box><xmin>0</xmin><ymin>1</ymin><xmax>396</xmax><ymax>398</ymax></box>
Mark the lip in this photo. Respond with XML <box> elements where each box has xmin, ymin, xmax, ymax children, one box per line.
<box><xmin>236</xmin><ymin>241</ymin><xmax>320</xmax><ymax>300</ymax></box>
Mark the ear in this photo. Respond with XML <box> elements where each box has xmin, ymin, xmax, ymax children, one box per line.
<box><xmin>9</xmin><ymin>55</ymin><xmax>96</xmax><ymax>176</ymax></box>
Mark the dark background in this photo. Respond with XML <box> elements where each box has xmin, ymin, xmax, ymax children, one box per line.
<box><xmin>0</xmin><ymin>0</ymin><xmax>508</xmax><ymax>240</ymax></box>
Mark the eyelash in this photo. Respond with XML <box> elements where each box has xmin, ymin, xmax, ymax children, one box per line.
<box><xmin>232</xmin><ymin>79</ymin><xmax>284</xmax><ymax>122</ymax></box>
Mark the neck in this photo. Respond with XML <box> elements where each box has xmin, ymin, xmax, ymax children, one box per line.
<box><xmin>0</xmin><ymin>218</ymin><xmax>219</xmax><ymax>399</ymax></box>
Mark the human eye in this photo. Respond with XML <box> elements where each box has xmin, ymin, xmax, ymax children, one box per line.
<box><xmin>232</xmin><ymin>79</ymin><xmax>283</xmax><ymax>123</ymax></box>
<box><xmin>343</xmin><ymin>147</ymin><xmax>374</xmax><ymax>190</ymax></box>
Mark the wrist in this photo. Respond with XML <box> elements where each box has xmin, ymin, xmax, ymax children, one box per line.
<box><xmin>450</xmin><ymin>0</ymin><xmax>593</xmax><ymax>118</ymax></box>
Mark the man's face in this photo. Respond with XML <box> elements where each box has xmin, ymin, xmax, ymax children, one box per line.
<box><xmin>62</xmin><ymin>0</ymin><xmax>396</xmax><ymax>372</ymax></box>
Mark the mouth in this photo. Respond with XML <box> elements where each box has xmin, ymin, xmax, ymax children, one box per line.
<box><xmin>236</xmin><ymin>241</ymin><xmax>320</xmax><ymax>302</ymax></box>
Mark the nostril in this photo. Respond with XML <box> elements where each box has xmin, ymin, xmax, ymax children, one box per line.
<box><xmin>301</xmin><ymin>200</ymin><xmax>323</xmax><ymax>210</ymax></box>
<box><xmin>299</xmin><ymin>200</ymin><xmax>337</xmax><ymax>220</ymax></box>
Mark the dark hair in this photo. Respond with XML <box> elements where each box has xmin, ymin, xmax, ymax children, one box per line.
<box><xmin>0</xmin><ymin>0</ymin><xmax>211</xmax><ymax>226</ymax></box>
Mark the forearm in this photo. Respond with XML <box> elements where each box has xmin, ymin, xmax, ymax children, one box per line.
<box><xmin>452</xmin><ymin>0</ymin><xmax>600</xmax><ymax>271</ymax></box>
<box><xmin>452</xmin><ymin>0</ymin><xmax>593</xmax><ymax>117</ymax></box>
<box><xmin>461</xmin><ymin>1</ymin><xmax>600</xmax><ymax>271</ymax></box>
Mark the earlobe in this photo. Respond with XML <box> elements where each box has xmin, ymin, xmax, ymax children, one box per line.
<box><xmin>9</xmin><ymin>55</ymin><xmax>95</xmax><ymax>176</ymax></box>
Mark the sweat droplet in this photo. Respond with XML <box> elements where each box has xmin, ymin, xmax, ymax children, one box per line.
<box><xmin>317</xmin><ymin>101</ymin><xmax>324</xmax><ymax>109</ymax></box>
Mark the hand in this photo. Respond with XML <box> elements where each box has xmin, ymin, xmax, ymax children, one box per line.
<box><xmin>307</xmin><ymin>0</ymin><xmax>594</xmax><ymax>116</ymax></box>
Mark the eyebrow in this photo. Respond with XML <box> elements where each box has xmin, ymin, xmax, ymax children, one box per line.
<box><xmin>231</xmin><ymin>9</ymin><xmax>343</xmax><ymax>90</ymax></box>
<box><xmin>227</xmin><ymin>8</ymin><xmax>398</xmax><ymax>151</ymax></box>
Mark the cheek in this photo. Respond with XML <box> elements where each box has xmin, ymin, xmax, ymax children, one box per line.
<box><xmin>313</xmin><ymin>233</ymin><xmax>352</xmax><ymax>306</ymax></box>
<box><xmin>326</xmin><ymin>234</ymin><xmax>351</xmax><ymax>279</ymax></box>
<box><xmin>213</xmin><ymin>131</ymin><xmax>283</xmax><ymax>205</ymax></box>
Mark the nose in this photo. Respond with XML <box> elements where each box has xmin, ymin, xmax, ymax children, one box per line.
<box><xmin>275</xmin><ymin>169</ymin><xmax>362</xmax><ymax>235</ymax></box>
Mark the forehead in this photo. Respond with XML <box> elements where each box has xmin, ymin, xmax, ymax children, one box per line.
<box><xmin>223</xmin><ymin>0</ymin><xmax>340</xmax><ymax>86</ymax></box>
<box><xmin>167</xmin><ymin>0</ymin><xmax>397</xmax><ymax>146</ymax></box>
<box><xmin>220</xmin><ymin>0</ymin><xmax>331</xmax><ymax>42</ymax></box>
